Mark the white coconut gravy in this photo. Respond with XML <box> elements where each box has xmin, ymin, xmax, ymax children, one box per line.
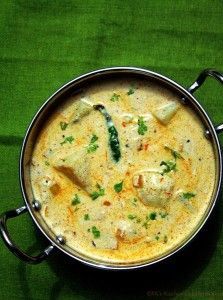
<box><xmin>30</xmin><ymin>78</ymin><xmax>216</xmax><ymax>264</ymax></box>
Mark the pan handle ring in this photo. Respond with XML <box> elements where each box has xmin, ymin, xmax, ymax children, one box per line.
<box><xmin>188</xmin><ymin>69</ymin><xmax>223</xmax><ymax>135</ymax></box>
<box><xmin>0</xmin><ymin>206</ymin><xmax>54</xmax><ymax>264</ymax></box>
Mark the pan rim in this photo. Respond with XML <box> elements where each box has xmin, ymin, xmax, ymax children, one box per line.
<box><xmin>19</xmin><ymin>67</ymin><xmax>222</xmax><ymax>270</ymax></box>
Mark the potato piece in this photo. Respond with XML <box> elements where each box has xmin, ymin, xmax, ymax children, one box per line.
<box><xmin>116</xmin><ymin>220</ymin><xmax>145</xmax><ymax>243</ymax></box>
<box><xmin>92</xmin><ymin>233</ymin><xmax>118</xmax><ymax>250</ymax></box>
<box><xmin>71</xmin><ymin>98</ymin><xmax>93</xmax><ymax>123</ymax></box>
<box><xmin>52</xmin><ymin>149</ymin><xmax>90</xmax><ymax>189</ymax></box>
<box><xmin>153</xmin><ymin>102</ymin><xmax>179</xmax><ymax>125</ymax></box>
<box><xmin>133</xmin><ymin>171</ymin><xmax>174</xmax><ymax>207</ymax></box>
<box><xmin>51</xmin><ymin>148</ymin><xmax>107</xmax><ymax>194</ymax></box>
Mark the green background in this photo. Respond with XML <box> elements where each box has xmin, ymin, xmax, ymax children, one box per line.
<box><xmin>0</xmin><ymin>1</ymin><xmax>223</xmax><ymax>299</ymax></box>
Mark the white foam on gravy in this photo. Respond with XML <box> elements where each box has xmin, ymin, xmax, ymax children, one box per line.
<box><xmin>30</xmin><ymin>78</ymin><xmax>216</xmax><ymax>264</ymax></box>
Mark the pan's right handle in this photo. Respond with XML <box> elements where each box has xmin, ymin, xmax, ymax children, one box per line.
<box><xmin>215</xmin><ymin>124</ymin><xmax>223</xmax><ymax>135</ymax></box>
<box><xmin>0</xmin><ymin>206</ymin><xmax>54</xmax><ymax>264</ymax></box>
<box><xmin>187</xmin><ymin>69</ymin><xmax>223</xmax><ymax>135</ymax></box>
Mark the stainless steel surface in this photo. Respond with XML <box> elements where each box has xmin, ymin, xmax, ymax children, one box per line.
<box><xmin>204</xmin><ymin>124</ymin><xmax>223</xmax><ymax>137</ymax></box>
<box><xmin>32</xmin><ymin>199</ymin><xmax>42</xmax><ymax>211</ymax></box>
<box><xmin>56</xmin><ymin>235</ymin><xmax>66</xmax><ymax>245</ymax></box>
<box><xmin>188</xmin><ymin>69</ymin><xmax>223</xmax><ymax>136</ymax></box>
<box><xmin>0</xmin><ymin>205</ymin><xmax>54</xmax><ymax>264</ymax></box>
<box><xmin>215</xmin><ymin>123</ymin><xmax>223</xmax><ymax>135</ymax></box>
<box><xmin>188</xmin><ymin>69</ymin><xmax>223</xmax><ymax>94</ymax></box>
<box><xmin>1</xmin><ymin>67</ymin><xmax>222</xmax><ymax>269</ymax></box>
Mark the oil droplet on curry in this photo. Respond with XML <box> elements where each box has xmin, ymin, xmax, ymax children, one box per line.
<box><xmin>30</xmin><ymin>78</ymin><xmax>216</xmax><ymax>264</ymax></box>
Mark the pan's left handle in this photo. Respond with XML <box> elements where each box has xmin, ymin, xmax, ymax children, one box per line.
<box><xmin>0</xmin><ymin>206</ymin><xmax>54</xmax><ymax>264</ymax></box>
<box><xmin>188</xmin><ymin>69</ymin><xmax>223</xmax><ymax>135</ymax></box>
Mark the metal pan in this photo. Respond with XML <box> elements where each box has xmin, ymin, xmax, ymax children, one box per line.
<box><xmin>0</xmin><ymin>67</ymin><xmax>222</xmax><ymax>269</ymax></box>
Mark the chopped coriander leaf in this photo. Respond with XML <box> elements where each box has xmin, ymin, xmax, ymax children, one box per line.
<box><xmin>90</xmin><ymin>134</ymin><xmax>98</xmax><ymax>144</ymax></box>
<box><xmin>165</xmin><ymin>146</ymin><xmax>183</xmax><ymax>160</ymax></box>
<box><xmin>155</xmin><ymin>235</ymin><xmax>160</xmax><ymax>241</ymax></box>
<box><xmin>87</xmin><ymin>134</ymin><xmax>99</xmax><ymax>153</ymax></box>
<box><xmin>114</xmin><ymin>181</ymin><xmax>123</xmax><ymax>193</ymax></box>
<box><xmin>84</xmin><ymin>214</ymin><xmax>90</xmax><ymax>220</ymax></box>
<box><xmin>148</xmin><ymin>212</ymin><xmax>157</xmax><ymax>220</ymax></box>
<box><xmin>164</xmin><ymin>235</ymin><xmax>168</xmax><ymax>243</ymax></box>
<box><xmin>128</xmin><ymin>214</ymin><xmax>137</xmax><ymax>220</ymax></box>
<box><xmin>87</xmin><ymin>143</ymin><xmax>99</xmax><ymax>153</ymax></box>
<box><xmin>138</xmin><ymin>117</ymin><xmax>148</xmax><ymax>135</ymax></box>
<box><xmin>181</xmin><ymin>192</ymin><xmax>196</xmax><ymax>200</ymax></box>
<box><xmin>127</xmin><ymin>87</ymin><xmax>135</xmax><ymax>95</ymax></box>
<box><xmin>90</xmin><ymin>184</ymin><xmax>105</xmax><ymax>200</ymax></box>
<box><xmin>92</xmin><ymin>226</ymin><xmax>100</xmax><ymax>238</ymax></box>
<box><xmin>60</xmin><ymin>121</ymin><xmax>68</xmax><ymax>131</ymax></box>
<box><xmin>110</xmin><ymin>93</ymin><xmax>121</xmax><ymax>102</ymax></box>
<box><xmin>45</xmin><ymin>161</ymin><xmax>50</xmax><ymax>166</ymax></box>
<box><xmin>160</xmin><ymin>160</ymin><xmax>176</xmax><ymax>175</ymax></box>
<box><xmin>131</xmin><ymin>198</ymin><xmax>138</xmax><ymax>206</ymax></box>
<box><xmin>71</xmin><ymin>194</ymin><xmax>81</xmax><ymax>205</ymax></box>
<box><xmin>90</xmin><ymin>192</ymin><xmax>100</xmax><ymax>200</ymax></box>
<box><xmin>65</xmin><ymin>136</ymin><xmax>74</xmax><ymax>143</ymax></box>
<box><xmin>60</xmin><ymin>135</ymin><xmax>74</xmax><ymax>145</ymax></box>
<box><xmin>159</xmin><ymin>212</ymin><xmax>168</xmax><ymax>218</ymax></box>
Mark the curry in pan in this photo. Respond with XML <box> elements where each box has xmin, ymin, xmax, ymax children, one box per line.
<box><xmin>30</xmin><ymin>78</ymin><xmax>215</xmax><ymax>263</ymax></box>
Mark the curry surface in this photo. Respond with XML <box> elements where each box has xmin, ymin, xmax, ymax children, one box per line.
<box><xmin>30</xmin><ymin>78</ymin><xmax>216</xmax><ymax>264</ymax></box>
